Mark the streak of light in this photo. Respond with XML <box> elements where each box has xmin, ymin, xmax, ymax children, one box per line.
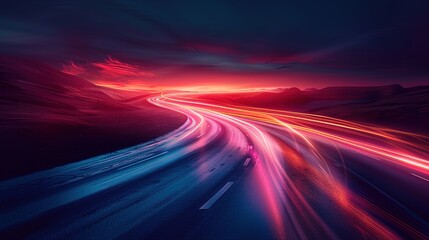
<box><xmin>148</xmin><ymin>91</ymin><xmax>429</xmax><ymax>239</ymax></box>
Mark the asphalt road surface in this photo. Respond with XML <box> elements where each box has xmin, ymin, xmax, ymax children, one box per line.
<box><xmin>1</xmin><ymin>92</ymin><xmax>428</xmax><ymax>239</ymax></box>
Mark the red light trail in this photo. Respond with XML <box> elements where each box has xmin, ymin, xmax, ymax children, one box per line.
<box><xmin>148</xmin><ymin>91</ymin><xmax>429</xmax><ymax>239</ymax></box>
<box><xmin>1</xmin><ymin>88</ymin><xmax>428</xmax><ymax>239</ymax></box>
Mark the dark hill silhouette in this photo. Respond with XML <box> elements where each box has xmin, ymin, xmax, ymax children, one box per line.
<box><xmin>0</xmin><ymin>58</ymin><xmax>185</xmax><ymax>179</ymax></box>
<box><xmin>198</xmin><ymin>84</ymin><xmax>429</xmax><ymax>133</ymax></box>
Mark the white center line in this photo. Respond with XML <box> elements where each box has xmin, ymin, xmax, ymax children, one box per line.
<box><xmin>199</xmin><ymin>182</ymin><xmax>234</xmax><ymax>210</ymax></box>
<box><xmin>411</xmin><ymin>173</ymin><xmax>429</xmax><ymax>182</ymax></box>
<box><xmin>243</xmin><ymin>158</ymin><xmax>251</xmax><ymax>166</ymax></box>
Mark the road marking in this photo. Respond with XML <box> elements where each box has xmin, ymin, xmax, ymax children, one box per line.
<box><xmin>411</xmin><ymin>173</ymin><xmax>429</xmax><ymax>182</ymax></box>
<box><xmin>199</xmin><ymin>182</ymin><xmax>234</xmax><ymax>210</ymax></box>
<box><xmin>243</xmin><ymin>158</ymin><xmax>251</xmax><ymax>166</ymax></box>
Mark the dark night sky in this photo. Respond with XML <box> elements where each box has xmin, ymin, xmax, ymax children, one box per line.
<box><xmin>1</xmin><ymin>0</ymin><xmax>429</xmax><ymax>88</ymax></box>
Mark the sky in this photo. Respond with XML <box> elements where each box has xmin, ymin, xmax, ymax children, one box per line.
<box><xmin>1</xmin><ymin>0</ymin><xmax>429</xmax><ymax>89</ymax></box>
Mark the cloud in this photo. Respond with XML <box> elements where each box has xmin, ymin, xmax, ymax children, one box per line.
<box><xmin>62</xmin><ymin>61</ymin><xmax>85</xmax><ymax>76</ymax></box>
<box><xmin>92</xmin><ymin>56</ymin><xmax>154</xmax><ymax>78</ymax></box>
<box><xmin>61</xmin><ymin>56</ymin><xmax>154</xmax><ymax>83</ymax></box>
<box><xmin>3</xmin><ymin>0</ymin><xmax>429</xmax><ymax>87</ymax></box>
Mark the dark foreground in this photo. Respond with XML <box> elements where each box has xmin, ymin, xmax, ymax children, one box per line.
<box><xmin>0</xmin><ymin>59</ymin><xmax>185</xmax><ymax>179</ymax></box>
<box><xmin>0</xmin><ymin>93</ymin><xmax>428</xmax><ymax>239</ymax></box>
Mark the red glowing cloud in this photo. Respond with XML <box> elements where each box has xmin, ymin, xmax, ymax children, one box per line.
<box><xmin>92</xmin><ymin>56</ymin><xmax>154</xmax><ymax>78</ymax></box>
<box><xmin>62</xmin><ymin>61</ymin><xmax>86</xmax><ymax>76</ymax></box>
<box><xmin>61</xmin><ymin>57</ymin><xmax>154</xmax><ymax>84</ymax></box>
<box><xmin>59</xmin><ymin>55</ymin><xmax>424</xmax><ymax>92</ymax></box>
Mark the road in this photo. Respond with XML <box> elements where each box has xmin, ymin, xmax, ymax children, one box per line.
<box><xmin>0</xmin><ymin>92</ymin><xmax>428</xmax><ymax>239</ymax></box>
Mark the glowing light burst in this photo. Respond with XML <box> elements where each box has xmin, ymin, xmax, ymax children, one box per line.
<box><xmin>148</xmin><ymin>91</ymin><xmax>429</xmax><ymax>239</ymax></box>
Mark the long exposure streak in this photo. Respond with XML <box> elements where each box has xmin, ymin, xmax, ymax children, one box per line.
<box><xmin>146</xmin><ymin>91</ymin><xmax>429</xmax><ymax>239</ymax></box>
<box><xmin>1</xmin><ymin>1</ymin><xmax>429</xmax><ymax>239</ymax></box>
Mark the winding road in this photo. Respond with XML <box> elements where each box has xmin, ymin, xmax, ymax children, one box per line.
<box><xmin>1</xmin><ymin>92</ymin><xmax>429</xmax><ymax>239</ymax></box>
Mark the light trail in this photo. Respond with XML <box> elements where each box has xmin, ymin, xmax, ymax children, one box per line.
<box><xmin>148</xmin><ymin>92</ymin><xmax>429</xmax><ymax>239</ymax></box>
<box><xmin>1</xmin><ymin>91</ymin><xmax>428</xmax><ymax>239</ymax></box>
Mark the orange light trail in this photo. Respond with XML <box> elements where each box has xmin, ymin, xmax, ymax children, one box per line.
<box><xmin>147</xmin><ymin>91</ymin><xmax>429</xmax><ymax>239</ymax></box>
